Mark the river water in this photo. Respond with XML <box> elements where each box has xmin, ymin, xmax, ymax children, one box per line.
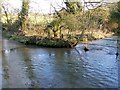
<box><xmin>0</xmin><ymin>35</ymin><xmax>119</xmax><ymax>88</ymax></box>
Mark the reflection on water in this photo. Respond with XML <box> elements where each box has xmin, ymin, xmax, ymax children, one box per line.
<box><xmin>1</xmin><ymin>36</ymin><xmax>119</xmax><ymax>88</ymax></box>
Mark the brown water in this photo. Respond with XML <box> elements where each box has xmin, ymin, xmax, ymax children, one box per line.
<box><xmin>0</xmin><ymin>35</ymin><xmax>119</xmax><ymax>88</ymax></box>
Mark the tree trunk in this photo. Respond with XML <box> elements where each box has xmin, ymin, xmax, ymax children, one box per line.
<box><xmin>53</xmin><ymin>30</ymin><xmax>58</xmax><ymax>38</ymax></box>
<box><xmin>20</xmin><ymin>0</ymin><xmax>29</xmax><ymax>31</ymax></box>
<box><xmin>54</xmin><ymin>32</ymin><xmax>58</xmax><ymax>38</ymax></box>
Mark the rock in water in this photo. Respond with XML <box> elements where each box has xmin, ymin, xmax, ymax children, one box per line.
<box><xmin>84</xmin><ymin>47</ymin><xmax>89</xmax><ymax>52</ymax></box>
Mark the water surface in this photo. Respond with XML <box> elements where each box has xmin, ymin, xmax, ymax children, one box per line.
<box><xmin>1</xmin><ymin>36</ymin><xmax>119</xmax><ymax>88</ymax></box>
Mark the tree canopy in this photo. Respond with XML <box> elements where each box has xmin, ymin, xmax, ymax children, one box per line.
<box><xmin>110</xmin><ymin>1</ymin><xmax>120</xmax><ymax>34</ymax></box>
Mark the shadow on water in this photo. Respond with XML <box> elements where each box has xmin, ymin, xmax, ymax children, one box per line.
<box><xmin>2</xmin><ymin>51</ymin><xmax>9</xmax><ymax>88</ymax></box>
<box><xmin>1</xmin><ymin>39</ymin><xmax>31</xmax><ymax>88</ymax></box>
<box><xmin>22</xmin><ymin>46</ymin><xmax>118</xmax><ymax>88</ymax></box>
<box><xmin>52</xmin><ymin>49</ymin><xmax>87</xmax><ymax>88</ymax></box>
<box><xmin>19</xmin><ymin>48</ymin><xmax>40</xmax><ymax>88</ymax></box>
<box><xmin>27</xmin><ymin>48</ymin><xmax>86</xmax><ymax>88</ymax></box>
<box><xmin>41</xmin><ymin>48</ymin><xmax>86</xmax><ymax>88</ymax></box>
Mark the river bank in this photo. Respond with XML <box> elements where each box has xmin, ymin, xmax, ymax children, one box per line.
<box><xmin>2</xmin><ymin>30</ymin><xmax>78</xmax><ymax>48</ymax></box>
<box><xmin>2</xmin><ymin>29</ymin><xmax>114</xmax><ymax>48</ymax></box>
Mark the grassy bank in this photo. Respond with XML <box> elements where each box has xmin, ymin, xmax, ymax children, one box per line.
<box><xmin>2</xmin><ymin>28</ymin><xmax>114</xmax><ymax>48</ymax></box>
<box><xmin>2</xmin><ymin>30</ymin><xmax>78</xmax><ymax>48</ymax></box>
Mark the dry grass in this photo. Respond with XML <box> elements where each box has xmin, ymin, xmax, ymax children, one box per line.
<box><xmin>1</xmin><ymin>13</ymin><xmax>53</xmax><ymax>24</ymax></box>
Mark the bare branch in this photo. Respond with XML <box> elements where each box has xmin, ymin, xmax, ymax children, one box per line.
<box><xmin>50</xmin><ymin>4</ymin><xmax>62</xmax><ymax>18</ymax></box>
<box><xmin>2</xmin><ymin>5</ymin><xmax>10</xmax><ymax>24</ymax></box>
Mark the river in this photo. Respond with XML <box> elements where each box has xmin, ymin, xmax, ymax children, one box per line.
<box><xmin>0</xmin><ymin>34</ymin><xmax>119</xmax><ymax>88</ymax></box>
